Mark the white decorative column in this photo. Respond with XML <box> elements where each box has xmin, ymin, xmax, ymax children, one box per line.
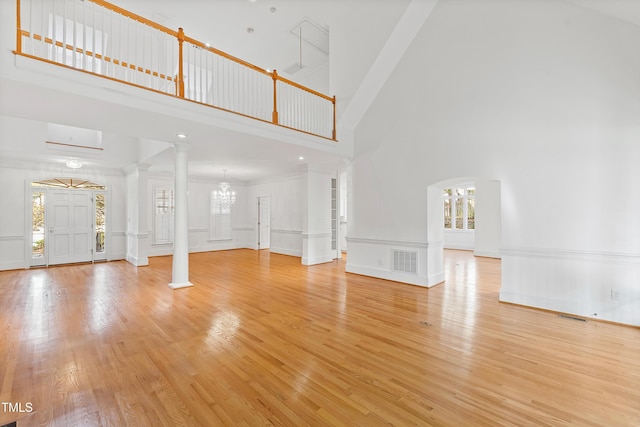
<box><xmin>125</xmin><ymin>163</ymin><xmax>150</xmax><ymax>267</ymax></box>
<box><xmin>169</xmin><ymin>142</ymin><xmax>193</xmax><ymax>289</ymax></box>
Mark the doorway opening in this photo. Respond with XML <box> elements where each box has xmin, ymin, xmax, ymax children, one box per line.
<box><xmin>426</xmin><ymin>177</ymin><xmax>502</xmax><ymax>286</ymax></box>
<box><xmin>257</xmin><ymin>196</ymin><xmax>271</xmax><ymax>250</ymax></box>
<box><xmin>30</xmin><ymin>178</ymin><xmax>107</xmax><ymax>267</ymax></box>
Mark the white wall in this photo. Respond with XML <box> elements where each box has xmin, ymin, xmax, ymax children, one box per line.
<box><xmin>246</xmin><ymin>173</ymin><xmax>305</xmax><ymax>257</ymax></box>
<box><xmin>302</xmin><ymin>168</ymin><xmax>335</xmax><ymax>265</ymax></box>
<box><xmin>142</xmin><ymin>169</ymin><xmax>332</xmax><ymax>264</ymax></box>
<box><xmin>349</xmin><ymin>0</ymin><xmax>640</xmax><ymax>325</ymax></box>
<box><xmin>329</xmin><ymin>0</ymin><xmax>411</xmax><ymax>119</ymax></box>
<box><xmin>146</xmin><ymin>175</ymin><xmax>251</xmax><ymax>257</ymax></box>
<box><xmin>474</xmin><ymin>179</ymin><xmax>501</xmax><ymax>258</ymax></box>
<box><xmin>444</xmin><ymin>230</ymin><xmax>475</xmax><ymax>251</ymax></box>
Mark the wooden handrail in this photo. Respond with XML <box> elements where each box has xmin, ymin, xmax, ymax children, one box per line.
<box><xmin>183</xmin><ymin>35</ymin><xmax>272</xmax><ymax>77</ymax></box>
<box><xmin>86</xmin><ymin>0</ymin><xmax>334</xmax><ymax>104</ymax></box>
<box><xmin>18</xmin><ymin>30</ymin><xmax>176</xmax><ymax>82</ymax></box>
<box><xmin>274</xmin><ymin>73</ymin><xmax>334</xmax><ymax>102</ymax></box>
<box><xmin>16</xmin><ymin>0</ymin><xmax>338</xmax><ymax>140</ymax></box>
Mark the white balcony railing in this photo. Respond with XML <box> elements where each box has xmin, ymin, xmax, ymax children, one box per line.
<box><xmin>15</xmin><ymin>0</ymin><xmax>337</xmax><ymax>140</ymax></box>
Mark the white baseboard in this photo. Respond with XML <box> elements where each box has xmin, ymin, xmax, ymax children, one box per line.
<box><xmin>109</xmin><ymin>252</ymin><xmax>127</xmax><ymax>261</ymax></box>
<box><xmin>345</xmin><ymin>263</ymin><xmax>433</xmax><ymax>287</ymax></box>
<box><xmin>168</xmin><ymin>281</ymin><xmax>194</xmax><ymax>289</ymax></box>
<box><xmin>302</xmin><ymin>254</ymin><xmax>334</xmax><ymax>265</ymax></box>
<box><xmin>126</xmin><ymin>255</ymin><xmax>149</xmax><ymax>267</ymax></box>
<box><xmin>0</xmin><ymin>261</ymin><xmax>27</xmax><ymax>271</ymax></box>
<box><xmin>474</xmin><ymin>250</ymin><xmax>501</xmax><ymax>259</ymax></box>
<box><xmin>270</xmin><ymin>247</ymin><xmax>303</xmax><ymax>257</ymax></box>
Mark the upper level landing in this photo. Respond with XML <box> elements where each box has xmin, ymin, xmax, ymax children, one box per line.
<box><xmin>1</xmin><ymin>0</ymin><xmax>349</xmax><ymax>179</ymax></box>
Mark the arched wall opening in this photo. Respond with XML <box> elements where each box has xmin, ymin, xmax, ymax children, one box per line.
<box><xmin>426</xmin><ymin>177</ymin><xmax>502</xmax><ymax>285</ymax></box>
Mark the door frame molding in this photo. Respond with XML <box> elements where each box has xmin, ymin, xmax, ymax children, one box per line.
<box><xmin>26</xmin><ymin>178</ymin><xmax>109</xmax><ymax>267</ymax></box>
<box><xmin>257</xmin><ymin>195</ymin><xmax>271</xmax><ymax>250</ymax></box>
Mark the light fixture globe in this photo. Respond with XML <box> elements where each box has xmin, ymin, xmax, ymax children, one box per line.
<box><xmin>65</xmin><ymin>158</ymin><xmax>83</xmax><ymax>169</ymax></box>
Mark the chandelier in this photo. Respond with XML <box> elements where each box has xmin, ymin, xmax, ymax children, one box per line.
<box><xmin>212</xmin><ymin>170</ymin><xmax>236</xmax><ymax>208</ymax></box>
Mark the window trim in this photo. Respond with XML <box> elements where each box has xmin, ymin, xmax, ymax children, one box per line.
<box><xmin>444</xmin><ymin>186</ymin><xmax>475</xmax><ymax>231</ymax></box>
<box><xmin>153</xmin><ymin>186</ymin><xmax>174</xmax><ymax>245</ymax></box>
<box><xmin>209</xmin><ymin>189</ymin><xmax>233</xmax><ymax>241</ymax></box>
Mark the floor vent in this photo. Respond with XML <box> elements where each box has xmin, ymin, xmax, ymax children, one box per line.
<box><xmin>393</xmin><ymin>250</ymin><xmax>417</xmax><ymax>274</ymax></box>
<box><xmin>559</xmin><ymin>314</ymin><xmax>587</xmax><ymax>322</ymax></box>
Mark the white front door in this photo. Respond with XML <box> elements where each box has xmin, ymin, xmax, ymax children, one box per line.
<box><xmin>258</xmin><ymin>196</ymin><xmax>271</xmax><ymax>250</ymax></box>
<box><xmin>48</xmin><ymin>189</ymin><xmax>93</xmax><ymax>265</ymax></box>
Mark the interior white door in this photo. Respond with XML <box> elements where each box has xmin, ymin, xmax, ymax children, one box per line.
<box><xmin>48</xmin><ymin>189</ymin><xmax>93</xmax><ymax>265</ymax></box>
<box><xmin>258</xmin><ymin>196</ymin><xmax>271</xmax><ymax>249</ymax></box>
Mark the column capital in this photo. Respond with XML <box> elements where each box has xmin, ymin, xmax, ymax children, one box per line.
<box><xmin>173</xmin><ymin>141</ymin><xmax>190</xmax><ymax>152</ymax></box>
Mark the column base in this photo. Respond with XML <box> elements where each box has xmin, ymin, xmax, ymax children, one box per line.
<box><xmin>168</xmin><ymin>281</ymin><xmax>194</xmax><ymax>289</ymax></box>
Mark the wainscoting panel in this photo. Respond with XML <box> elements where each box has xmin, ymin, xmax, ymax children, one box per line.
<box><xmin>501</xmin><ymin>247</ymin><xmax>640</xmax><ymax>326</ymax></box>
<box><xmin>110</xmin><ymin>231</ymin><xmax>127</xmax><ymax>261</ymax></box>
<box><xmin>0</xmin><ymin>235</ymin><xmax>26</xmax><ymax>270</ymax></box>
<box><xmin>345</xmin><ymin>237</ymin><xmax>442</xmax><ymax>287</ymax></box>
<box><xmin>302</xmin><ymin>232</ymin><xmax>333</xmax><ymax>265</ymax></box>
<box><xmin>270</xmin><ymin>229</ymin><xmax>302</xmax><ymax>257</ymax></box>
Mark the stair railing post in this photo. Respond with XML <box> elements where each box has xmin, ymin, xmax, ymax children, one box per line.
<box><xmin>16</xmin><ymin>0</ymin><xmax>22</xmax><ymax>53</ymax></box>
<box><xmin>177</xmin><ymin>27</ymin><xmax>185</xmax><ymax>98</ymax></box>
<box><xmin>272</xmin><ymin>70</ymin><xmax>279</xmax><ymax>124</ymax></box>
<box><xmin>332</xmin><ymin>95</ymin><xmax>337</xmax><ymax>140</ymax></box>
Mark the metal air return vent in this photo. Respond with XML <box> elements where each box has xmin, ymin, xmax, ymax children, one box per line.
<box><xmin>393</xmin><ymin>250</ymin><xmax>417</xmax><ymax>274</ymax></box>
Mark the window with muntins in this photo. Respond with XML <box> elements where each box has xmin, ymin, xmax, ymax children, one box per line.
<box><xmin>154</xmin><ymin>187</ymin><xmax>174</xmax><ymax>244</ymax></box>
<box><xmin>444</xmin><ymin>187</ymin><xmax>475</xmax><ymax>230</ymax></box>
<box><xmin>210</xmin><ymin>191</ymin><xmax>232</xmax><ymax>240</ymax></box>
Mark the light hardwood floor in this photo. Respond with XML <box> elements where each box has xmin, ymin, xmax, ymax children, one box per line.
<box><xmin>0</xmin><ymin>249</ymin><xmax>638</xmax><ymax>426</ymax></box>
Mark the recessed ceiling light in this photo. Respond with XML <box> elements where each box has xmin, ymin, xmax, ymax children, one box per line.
<box><xmin>298</xmin><ymin>156</ymin><xmax>304</xmax><ymax>160</ymax></box>
<box><xmin>176</xmin><ymin>133</ymin><xmax>187</xmax><ymax>139</ymax></box>
<box><xmin>205</xmin><ymin>42</ymin><xmax>210</xmax><ymax>48</ymax></box>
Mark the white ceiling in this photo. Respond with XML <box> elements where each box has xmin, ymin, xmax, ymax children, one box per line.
<box><xmin>568</xmin><ymin>0</ymin><xmax>640</xmax><ymax>28</ymax></box>
<box><xmin>111</xmin><ymin>0</ymin><xmax>344</xmax><ymax>90</ymax></box>
<box><xmin>0</xmin><ymin>68</ymin><xmax>346</xmax><ymax>181</ymax></box>
<box><xmin>3</xmin><ymin>0</ymin><xmax>640</xmax><ymax>182</ymax></box>
<box><xmin>0</xmin><ymin>0</ymin><xmax>363</xmax><ymax>182</ymax></box>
